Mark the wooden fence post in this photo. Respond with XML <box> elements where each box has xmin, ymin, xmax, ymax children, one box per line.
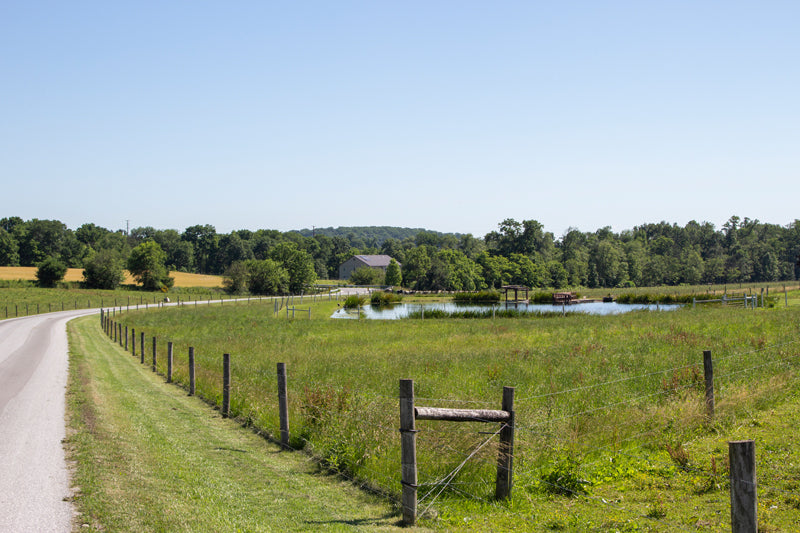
<box><xmin>222</xmin><ymin>354</ymin><xmax>231</xmax><ymax>418</ymax></box>
<box><xmin>125</xmin><ymin>326</ymin><xmax>128</xmax><ymax>351</ymax></box>
<box><xmin>188</xmin><ymin>347</ymin><xmax>196</xmax><ymax>395</ymax></box>
<box><xmin>277</xmin><ymin>362</ymin><xmax>290</xmax><ymax>448</ymax></box>
<box><xmin>131</xmin><ymin>328</ymin><xmax>136</xmax><ymax>356</ymax></box>
<box><xmin>113</xmin><ymin>321</ymin><xmax>117</xmax><ymax>343</ymax></box>
<box><xmin>495</xmin><ymin>386</ymin><xmax>515</xmax><ymax>500</ymax></box>
<box><xmin>152</xmin><ymin>336</ymin><xmax>157</xmax><ymax>372</ymax></box>
<box><xmin>399</xmin><ymin>379</ymin><xmax>418</xmax><ymax>526</ymax></box>
<box><xmin>729</xmin><ymin>440</ymin><xmax>757</xmax><ymax>532</ymax></box>
<box><xmin>140</xmin><ymin>332</ymin><xmax>145</xmax><ymax>364</ymax></box>
<box><xmin>703</xmin><ymin>350</ymin><xmax>714</xmax><ymax>420</ymax></box>
<box><xmin>167</xmin><ymin>342</ymin><xmax>174</xmax><ymax>383</ymax></box>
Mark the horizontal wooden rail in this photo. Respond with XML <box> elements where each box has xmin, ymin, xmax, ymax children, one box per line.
<box><xmin>415</xmin><ymin>406</ymin><xmax>510</xmax><ymax>422</ymax></box>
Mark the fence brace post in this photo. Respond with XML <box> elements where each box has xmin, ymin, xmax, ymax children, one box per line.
<box><xmin>495</xmin><ymin>386</ymin><xmax>515</xmax><ymax>500</ymax></box>
<box><xmin>399</xmin><ymin>379</ymin><xmax>418</xmax><ymax>526</ymax></box>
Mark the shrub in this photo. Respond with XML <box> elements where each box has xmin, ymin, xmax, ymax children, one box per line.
<box><xmin>35</xmin><ymin>257</ymin><xmax>67</xmax><ymax>288</ymax></box>
<box><xmin>370</xmin><ymin>291</ymin><xmax>403</xmax><ymax>306</ymax></box>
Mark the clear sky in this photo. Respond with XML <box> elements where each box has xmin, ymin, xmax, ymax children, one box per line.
<box><xmin>2</xmin><ymin>1</ymin><xmax>798</xmax><ymax>238</ymax></box>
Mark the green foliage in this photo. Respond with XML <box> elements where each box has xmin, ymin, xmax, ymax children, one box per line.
<box><xmin>384</xmin><ymin>258</ymin><xmax>402</xmax><ymax>286</ymax></box>
<box><xmin>35</xmin><ymin>256</ymin><xmax>67</xmax><ymax>287</ymax></box>
<box><xmin>221</xmin><ymin>261</ymin><xmax>249</xmax><ymax>294</ymax></box>
<box><xmin>82</xmin><ymin>250</ymin><xmax>125</xmax><ymax>290</ymax></box>
<box><xmin>349</xmin><ymin>266</ymin><xmax>384</xmax><ymax>285</ymax></box>
<box><xmin>127</xmin><ymin>241</ymin><xmax>173</xmax><ymax>291</ymax></box>
<box><xmin>539</xmin><ymin>457</ymin><xmax>590</xmax><ymax>496</ymax></box>
<box><xmin>268</xmin><ymin>242</ymin><xmax>317</xmax><ymax>293</ymax></box>
<box><xmin>245</xmin><ymin>259</ymin><xmax>289</xmax><ymax>295</ymax></box>
<box><xmin>343</xmin><ymin>295</ymin><xmax>367</xmax><ymax>308</ymax></box>
<box><xmin>369</xmin><ymin>291</ymin><xmax>402</xmax><ymax>306</ymax></box>
<box><xmin>0</xmin><ymin>227</ymin><xmax>20</xmax><ymax>266</ymax></box>
<box><xmin>452</xmin><ymin>290</ymin><xmax>501</xmax><ymax>303</ymax></box>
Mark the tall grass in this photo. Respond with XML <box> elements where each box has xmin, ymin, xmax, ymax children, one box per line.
<box><xmin>116</xmin><ymin>301</ymin><xmax>800</xmax><ymax>514</ymax></box>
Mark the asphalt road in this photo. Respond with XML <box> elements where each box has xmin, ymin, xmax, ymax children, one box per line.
<box><xmin>0</xmin><ymin>309</ymin><xmax>97</xmax><ymax>532</ymax></box>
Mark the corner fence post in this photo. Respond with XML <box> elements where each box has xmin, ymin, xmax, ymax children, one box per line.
<box><xmin>189</xmin><ymin>347</ymin><xmax>195</xmax><ymax>396</ymax></box>
<box><xmin>703</xmin><ymin>350</ymin><xmax>714</xmax><ymax>420</ymax></box>
<box><xmin>277</xmin><ymin>363</ymin><xmax>290</xmax><ymax>448</ymax></box>
<box><xmin>495</xmin><ymin>386</ymin><xmax>515</xmax><ymax>500</ymax></box>
<box><xmin>222</xmin><ymin>353</ymin><xmax>231</xmax><ymax>417</ymax></box>
<box><xmin>399</xmin><ymin>379</ymin><xmax>418</xmax><ymax>526</ymax></box>
<box><xmin>729</xmin><ymin>440</ymin><xmax>757</xmax><ymax>532</ymax></box>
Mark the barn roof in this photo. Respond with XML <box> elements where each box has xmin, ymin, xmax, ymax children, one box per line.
<box><xmin>354</xmin><ymin>255</ymin><xmax>395</xmax><ymax>267</ymax></box>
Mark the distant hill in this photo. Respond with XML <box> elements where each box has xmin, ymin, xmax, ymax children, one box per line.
<box><xmin>295</xmin><ymin>226</ymin><xmax>460</xmax><ymax>245</ymax></box>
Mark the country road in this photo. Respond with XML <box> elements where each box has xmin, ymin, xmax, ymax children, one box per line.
<box><xmin>0</xmin><ymin>309</ymin><xmax>97</xmax><ymax>532</ymax></box>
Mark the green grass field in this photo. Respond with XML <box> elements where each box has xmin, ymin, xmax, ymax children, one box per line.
<box><xmin>108</xmin><ymin>296</ymin><xmax>800</xmax><ymax>531</ymax></box>
<box><xmin>66</xmin><ymin>314</ymin><xmax>403</xmax><ymax>532</ymax></box>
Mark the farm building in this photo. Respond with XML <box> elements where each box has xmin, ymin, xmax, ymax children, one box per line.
<box><xmin>338</xmin><ymin>255</ymin><xmax>399</xmax><ymax>280</ymax></box>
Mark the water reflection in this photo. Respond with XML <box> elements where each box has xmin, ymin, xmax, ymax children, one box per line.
<box><xmin>331</xmin><ymin>301</ymin><xmax>681</xmax><ymax>320</ymax></box>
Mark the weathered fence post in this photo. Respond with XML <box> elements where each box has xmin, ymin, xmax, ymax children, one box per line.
<box><xmin>167</xmin><ymin>342</ymin><xmax>174</xmax><ymax>383</ymax></box>
<box><xmin>114</xmin><ymin>321</ymin><xmax>118</xmax><ymax>343</ymax></box>
<box><xmin>495</xmin><ymin>386</ymin><xmax>516</xmax><ymax>500</ymax></box>
<box><xmin>131</xmin><ymin>328</ymin><xmax>135</xmax><ymax>356</ymax></box>
<box><xmin>222</xmin><ymin>353</ymin><xmax>231</xmax><ymax>418</ymax></box>
<box><xmin>729</xmin><ymin>440</ymin><xmax>757</xmax><ymax>532</ymax></box>
<box><xmin>703</xmin><ymin>350</ymin><xmax>714</xmax><ymax>419</ymax></box>
<box><xmin>140</xmin><ymin>331</ymin><xmax>145</xmax><ymax>364</ymax></box>
<box><xmin>124</xmin><ymin>326</ymin><xmax>128</xmax><ymax>351</ymax></box>
<box><xmin>188</xmin><ymin>347</ymin><xmax>195</xmax><ymax>396</ymax></box>
<box><xmin>277</xmin><ymin>362</ymin><xmax>290</xmax><ymax>448</ymax></box>
<box><xmin>399</xmin><ymin>379</ymin><xmax>418</xmax><ymax>526</ymax></box>
<box><xmin>152</xmin><ymin>336</ymin><xmax>157</xmax><ymax>372</ymax></box>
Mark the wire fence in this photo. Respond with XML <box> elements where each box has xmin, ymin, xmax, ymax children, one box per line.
<box><xmin>100</xmin><ymin>303</ymin><xmax>800</xmax><ymax>531</ymax></box>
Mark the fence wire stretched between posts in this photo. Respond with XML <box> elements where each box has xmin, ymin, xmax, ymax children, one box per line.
<box><xmin>103</xmin><ymin>300</ymin><xmax>800</xmax><ymax>530</ymax></box>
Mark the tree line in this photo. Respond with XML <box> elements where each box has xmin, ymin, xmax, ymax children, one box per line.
<box><xmin>1</xmin><ymin>215</ymin><xmax>798</xmax><ymax>294</ymax></box>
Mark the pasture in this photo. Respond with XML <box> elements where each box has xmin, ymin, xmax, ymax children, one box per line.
<box><xmin>114</xmin><ymin>297</ymin><xmax>800</xmax><ymax>530</ymax></box>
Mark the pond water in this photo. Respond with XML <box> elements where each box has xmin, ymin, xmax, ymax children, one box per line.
<box><xmin>331</xmin><ymin>301</ymin><xmax>682</xmax><ymax>320</ymax></box>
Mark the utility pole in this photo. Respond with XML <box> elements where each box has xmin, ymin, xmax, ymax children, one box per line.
<box><xmin>126</xmin><ymin>219</ymin><xmax>130</xmax><ymax>236</ymax></box>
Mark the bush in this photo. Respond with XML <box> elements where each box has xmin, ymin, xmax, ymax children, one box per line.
<box><xmin>36</xmin><ymin>257</ymin><xmax>67</xmax><ymax>288</ymax></box>
<box><xmin>370</xmin><ymin>291</ymin><xmax>403</xmax><ymax>306</ymax></box>
<box><xmin>83</xmin><ymin>250</ymin><xmax>124</xmax><ymax>289</ymax></box>
<box><xmin>349</xmin><ymin>266</ymin><xmax>384</xmax><ymax>286</ymax></box>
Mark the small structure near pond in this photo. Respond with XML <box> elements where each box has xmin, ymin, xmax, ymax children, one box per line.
<box><xmin>553</xmin><ymin>292</ymin><xmax>576</xmax><ymax>305</ymax></box>
<box><xmin>501</xmin><ymin>285</ymin><xmax>530</xmax><ymax>305</ymax></box>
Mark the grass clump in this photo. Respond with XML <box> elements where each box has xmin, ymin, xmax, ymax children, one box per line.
<box><xmin>343</xmin><ymin>295</ymin><xmax>367</xmax><ymax>308</ymax></box>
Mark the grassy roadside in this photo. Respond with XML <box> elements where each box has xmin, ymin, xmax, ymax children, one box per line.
<box><xmin>65</xmin><ymin>315</ymin><xmax>405</xmax><ymax>532</ymax></box>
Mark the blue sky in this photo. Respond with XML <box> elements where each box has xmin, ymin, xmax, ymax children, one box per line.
<box><xmin>2</xmin><ymin>2</ymin><xmax>798</xmax><ymax>238</ymax></box>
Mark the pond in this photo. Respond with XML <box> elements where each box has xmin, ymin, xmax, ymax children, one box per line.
<box><xmin>331</xmin><ymin>301</ymin><xmax>682</xmax><ymax>319</ymax></box>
